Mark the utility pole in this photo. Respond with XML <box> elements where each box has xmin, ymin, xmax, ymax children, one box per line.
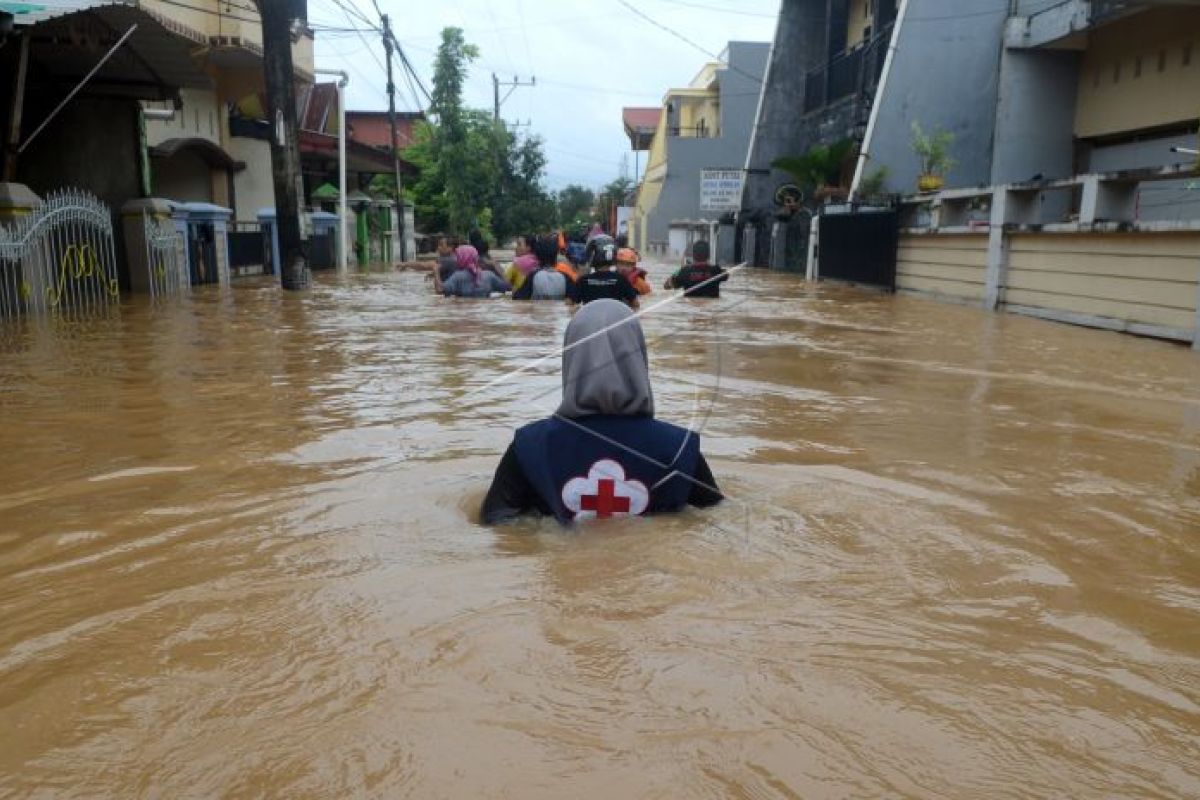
<box><xmin>492</xmin><ymin>73</ymin><xmax>535</xmax><ymax>122</ymax></box>
<box><xmin>381</xmin><ymin>14</ymin><xmax>407</xmax><ymax>262</ymax></box>
<box><xmin>260</xmin><ymin>0</ymin><xmax>308</xmax><ymax>290</ymax></box>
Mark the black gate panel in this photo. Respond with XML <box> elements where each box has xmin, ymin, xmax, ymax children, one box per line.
<box><xmin>819</xmin><ymin>209</ymin><xmax>898</xmax><ymax>289</ymax></box>
<box><xmin>229</xmin><ymin>230</ymin><xmax>264</xmax><ymax>268</ymax></box>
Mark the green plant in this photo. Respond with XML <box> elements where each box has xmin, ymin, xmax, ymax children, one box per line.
<box><xmin>857</xmin><ymin>166</ymin><xmax>889</xmax><ymax>199</ymax></box>
<box><xmin>772</xmin><ymin>138</ymin><xmax>857</xmax><ymax>191</ymax></box>
<box><xmin>911</xmin><ymin>122</ymin><xmax>956</xmax><ymax>177</ymax></box>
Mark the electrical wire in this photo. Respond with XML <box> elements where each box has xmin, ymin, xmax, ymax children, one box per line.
<box><xmin>615</xmin><ymin>0</ymin><xmax>765</xmax><ymax>86</ymax></box>
<box><xmin>650</xmin><ymin>0</ymin><xmax>776</xmax><ymax>18</ymax></box>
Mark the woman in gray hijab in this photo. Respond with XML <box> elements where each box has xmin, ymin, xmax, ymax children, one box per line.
<box><xmin>482</xmin><ymin>299</ymin><xmax>722</xmax><ymax>525</ymax></box>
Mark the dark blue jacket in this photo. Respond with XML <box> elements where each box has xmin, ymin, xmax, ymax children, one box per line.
<box><xmin>482</xmin><ymin>414</ymin><xmax>722</xmax><ymax>525</ymax></box>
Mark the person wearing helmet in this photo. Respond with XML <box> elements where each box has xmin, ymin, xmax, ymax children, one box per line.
<box><xmin>615</xmin><ymin>248</ymin><xmax>651</xmax><ymax>296</ymax></box>
<box><xmin>568</xmin><ymin>235</ymin><xmax>639</xmax><ymax>308</ymax></box>
<box><xmin>664</xmin><ymin>240</ymin><xmax>727</xmax><ymax>297</ymax></box>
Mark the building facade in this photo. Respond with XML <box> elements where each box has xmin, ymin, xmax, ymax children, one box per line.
<box><xmin>628</xmin><ymin>41</ymin><xmax>769</xmax><ymax>259</ymax></box>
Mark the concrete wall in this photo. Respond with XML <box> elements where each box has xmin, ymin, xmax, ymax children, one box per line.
<box><xmin>897</xmin><ymin>233</ymin><xmax>988</xmax><ymax>301</ymax></box>
<box><xmin>229</xmin><ymin>136</ymin><xmax>274</xmax><ymax>223</ymax></box>
<box><xmin>741</xmin><ymin>0</ymin><xmax>829</xmax><ymax>213</ymax></box>
<box><xmin>145</xmin><ymin>89</ymin><xmax>222</xmax><ymax>148</ymax></box>
<box><xmin>1004</xmin><ymin>232</ymin><xmax>1200</xmax><ymax>338</ymax></box>
<box><xmin>991</xmin><ymin>49</ymin><xmax>1081</xmax><ymax>185</ymax></box>
<box><xmin>1085</xmin><ymin>131</ymin><xmax>1200</xmax><ymax>223</ymax></box>
<box><xmin>153</xmin><ymin>149</ymin><xmax>214</xmax><ymax>203</ymax></box>
<box><xmin>1075</xmin><ymin>8</ymin><xmax>1200</xmax><ymax>139</ymax></box>
<box><xmin>642</xmin><ymin>41</ymin><xmax>769</xmax><ymax>248</ymax></box>
<box><xmin>867</xmin><ymin>0</ymin><xmax>1010</xmax><ymax>194</ymax></box>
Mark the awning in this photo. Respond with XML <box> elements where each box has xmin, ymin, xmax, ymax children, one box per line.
<box><xmin>151</xmin><ymin>138</ymin><xmax>246</xmax><ymax>172</ymax></box>
<box><xmin>6</xmin><ymin>1</ymin><xmax>213</xmax><ymax>96</ymax></box>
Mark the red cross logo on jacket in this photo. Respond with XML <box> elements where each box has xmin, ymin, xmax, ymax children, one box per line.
<box><xmin>561</xmin><ymin>459</ymin><xmax>650</xmax><ymax>521</ymax></box>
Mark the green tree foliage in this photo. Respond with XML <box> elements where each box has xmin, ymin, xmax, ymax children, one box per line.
<box><xmin>402</xmin><ymin>27</ymin><xmax>558</xmax><ymax>240</ymax></box>
<box><xmin>594</xmin><ymin>176</ymin><xmax>635</xmax><ymax>226</ymax></box>
<box><xmin>556</xmin><ymin>184</ymin><xmax>596</xmax><ymax>229</ymax></box>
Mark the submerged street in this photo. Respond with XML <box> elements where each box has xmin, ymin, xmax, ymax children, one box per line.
<box><xmin>1</xmin><ymin>264</ymin><xmax>1198</xmax><ymax>797</ymax></box>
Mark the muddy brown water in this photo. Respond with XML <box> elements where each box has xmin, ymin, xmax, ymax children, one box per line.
<box><xmin>1</xmin><ymin>264</ymin><xmax>1198</xmax><ymax>798</ymax></box>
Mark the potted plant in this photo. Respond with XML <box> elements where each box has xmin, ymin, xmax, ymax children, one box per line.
<box><xmin>911</xmin><ymin>122</ymin><xmax>955</xmax><ymax>192</ymax></box>
<box><xmin>856</xmin><ymin>166</ymin><xmax>890</xmax><ymax>205</ymax></box>
<box><xmin>772</xmin><ymin>138</ymin><xmax>856</xmax><ymax>203</ymax></box>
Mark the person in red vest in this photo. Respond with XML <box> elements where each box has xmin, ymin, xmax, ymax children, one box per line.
<box><xmin>481</xmin><ymin>299</ymin><xmax>723</xmax><ymax>525</ymax></box>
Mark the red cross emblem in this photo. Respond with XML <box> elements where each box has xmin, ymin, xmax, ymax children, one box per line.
<box><xmin>580</xmin><ymin>478</ymin><xmax>632</xmax><ymax>518</ymax></box>
<box><xmin>561</xmin><ymin>459</ymin><xmax>649</xmax><ymax>521</ymax></box>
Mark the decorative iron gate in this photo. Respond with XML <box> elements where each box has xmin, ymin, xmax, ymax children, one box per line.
<box><xmin>0</xmin><ymin>189</ymin><xmax>119</xmax><ymax>318</ymax></box>
<box><xmin>144</xmin><ymin>212</ymin><xmax>189</xmax><ymax>298</ymax></box>
<box><xmin>818</xmin><ymin>208</ymin><xmax>899</xmax><ymax>290</ymax></box>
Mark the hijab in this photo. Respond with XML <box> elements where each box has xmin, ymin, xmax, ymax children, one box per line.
<box><xmin>514</xmin><ymin>253</ymin><xmax>539</xmax><ymax>276</ymax></box>
<box><xmin>557</xmin><ymin>299</ymin><xmax>654</xmax><ymax>419</ymax></box>
<box><xmin>455</xmin><ymin>244</ymin><xmax>482</xmax><ymax>285</ymax></box>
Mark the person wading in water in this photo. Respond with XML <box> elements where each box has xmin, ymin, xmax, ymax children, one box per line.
<box><xmin>433</xmin><ymin>244</ymin><xmax>511</xmax><ymax>298</ymax></box>
<box><xmin>568</xmin><ymin>235</ymin><xmax>640</xmax><ymax>309</ymax></box>
<box><xmin>481</xmin><ymin>299</ymin><xmax>723</xmax><ymax>524</ymax></box>
<box><xmin>664</xmin><ymin>240</ymin><xmax>728</xmax><ymax>297</ymax></box>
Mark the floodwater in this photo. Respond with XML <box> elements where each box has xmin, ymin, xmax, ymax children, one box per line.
<box><xmin>1</xmin><ymin>263</ymin><xmax>1198</xmax><ymax>799</ymax></box>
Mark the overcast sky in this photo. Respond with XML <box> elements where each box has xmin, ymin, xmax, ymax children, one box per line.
<box><xmin>310</xmin><ymin>0</ymin><xmax>781</xmax><ymax>191</ymax></box>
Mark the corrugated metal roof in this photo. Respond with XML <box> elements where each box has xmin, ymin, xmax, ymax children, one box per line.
<box><xmin>8</xmin><ymin>1</ymin><xmax>212</xmax><ymax>92</ymax></box>
<box><xmin>1</xmin><ymin>0</ymin><xmax>130</xmax><ymax>26</ymax></box>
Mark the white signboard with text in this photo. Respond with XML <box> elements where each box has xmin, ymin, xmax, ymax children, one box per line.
<box><xmin>699</xmin><ymin>169</ymin><xmax>744</xmax><ymax>212</ymax></box>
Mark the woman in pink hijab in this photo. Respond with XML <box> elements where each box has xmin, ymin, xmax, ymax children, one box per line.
<box><xmin>431</xmin><ymin>244</ymin><xmax>511</xmax><ymax>298</ymax></box>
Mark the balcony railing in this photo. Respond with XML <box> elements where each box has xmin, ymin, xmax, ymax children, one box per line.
<box><xmin>668</xmin><ymin>125</ymin><xmax>716</xmax><ymax>139</ymax></box>
<box><xmin>803</xmin><ymin>25</ymin><xmax>891</xmax><ymax>114</ymax></box>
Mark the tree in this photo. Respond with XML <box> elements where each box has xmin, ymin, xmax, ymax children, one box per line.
<box><xmin>403</xmin><ymin>27</ymin><xmax>559</xmax><ymax>240</ymax></box>
<box><xmin>556</xmin><ymin>184</ymin><xmax>595</xmax><ymax>229</ymax></box>
<box><xmin>595</xmin><ymin>175</ymin><xmax>635</xmax><ymax>227</ymax></box>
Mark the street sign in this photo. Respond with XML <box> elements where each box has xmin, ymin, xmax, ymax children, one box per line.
<box><xmin>699</xmin><ymin>169</ymin><xmax>743</xmax><ymax>212</ymax></box>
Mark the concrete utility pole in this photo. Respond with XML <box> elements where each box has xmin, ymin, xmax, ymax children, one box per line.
<box><xmin>314</xmin><ymin>68</ymin><xmax>349</xmax><ymax>271</ymax></box>
<box><xmin>492</xmin><ymin>73</ymin><xmax>535</xmax><ymax>122</ymax></box>
<box><xmin>260</xmin><ymin>0</ymin><xmax>309</xmax><ymax>290</ymax></box>
<box><xmin>381</xmin><ymin>14</ymin><xmax>407</xmax><ymax>262</ymax></box>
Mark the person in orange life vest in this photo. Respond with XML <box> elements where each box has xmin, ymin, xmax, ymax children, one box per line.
<box><xmin>480</xmin><ymin>299</ymin><xmax>723</xmax><ymax>525</ymax></box>
<box><xmin>664</xmin><ymin>240</ymin><xmax>728</xmax><ymax>297</ymax></box>
<box><xmin>615</xmin><ymin>247</ymin><xmax>651</xmax><ymax>296</ymax></box>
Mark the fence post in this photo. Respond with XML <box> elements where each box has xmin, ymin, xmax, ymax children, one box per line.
<box><xmin>984</xmin><ymin>187</ymin><xmax>1009</xmax><ymax>310</ymax></box>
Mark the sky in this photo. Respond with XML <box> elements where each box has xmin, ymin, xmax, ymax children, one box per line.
<box><xmin>308</xmin><ymin>0</ymin><xmax>781</xmax><ymax>191</ymax></box>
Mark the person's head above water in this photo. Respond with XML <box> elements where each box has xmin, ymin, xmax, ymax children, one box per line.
<box><xmin>558</xmin><ymin>299</ymin><xmax>654</xmax><ymax>419</ymax></box>
<box><xmin>455</xmin><ymin>244</ymin><xmax>482</xmax><ymax>284</ymax></box>
<box><xmin>532</xmin><ymin>235</ymin><xmax>559</xmax><ymax>267</ymax></box>
<box><xmin>692</xmin><ymin>240</ymin><xmax>710</xmax><ymax>263</ymax></box>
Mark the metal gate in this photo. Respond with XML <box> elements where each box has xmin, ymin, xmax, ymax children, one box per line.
<box><xmin>818</xmin><ymin>208</ymin><xmax>899</xmax><ymax>289</ymax></box>
<box><xmin>144</xmin><ymin>212</ymin><xmax>189</xmax><ymax>299</ymax></box>
<box><xmin>0</xmin><ymin>188</ymin><xmax>119</xmax><ymax>318</ymax></box>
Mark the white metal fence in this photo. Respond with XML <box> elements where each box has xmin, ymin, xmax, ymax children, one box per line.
<box><xmin>0</xmin><ymin>189</ymin><xmax>119</xmax><ymax>319</ymax></box>
<box><xmin>144</xmin><ymin>212</ymin><xmax>189</xmax><ymax>299</ymax></box>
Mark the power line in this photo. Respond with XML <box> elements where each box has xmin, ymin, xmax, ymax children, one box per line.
<box><xmin>650</xmin><ymin>0</ymin><xmax>776</xmax><ymax>18</ymax></box>
<box><xmin>615</xmin><ymin>0</ymin><xmax>764</xmax><ymax>86</ymax></box>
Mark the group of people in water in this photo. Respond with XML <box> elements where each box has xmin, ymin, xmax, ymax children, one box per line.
<box><xmin>428</xmin><ymin>224</ymin><xmax>729</xmax><ymax>306</ymax></box>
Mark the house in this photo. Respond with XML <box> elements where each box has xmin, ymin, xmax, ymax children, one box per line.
<box><xmin>739</xmin><ymin>0</ymin><xmax>902</xmax><ymax>269</ymax></box>
<box><xmin>757</xmin><ymin>0</ymin><xmax>1200</xmax><ymax>345</ymax></box>
<box><xmin>1</xmin><ymin>0</ymin><xmax>317</xmax><ymax>291</ymax></box>
<box><xmin>628</xmin><ymin>41</ymin><xmax>769</xmax><ymax>260</ymax></box>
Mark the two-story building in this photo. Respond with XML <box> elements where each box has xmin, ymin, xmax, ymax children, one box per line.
<box><xmin>626</xmin><ymin>41</ymin><xmax>769</xmax><ymax>260</ymax></box>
